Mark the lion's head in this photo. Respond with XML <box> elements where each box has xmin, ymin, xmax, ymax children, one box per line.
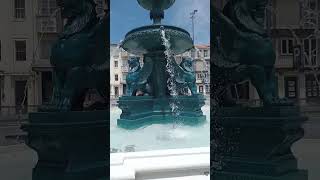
<box><xmin>128</xmin><ymin>57</ymin><xmax>141</xmax><ymax>72</ymax></box>
<box><xmin>180</xmin><ymin>57</ymin><xmax>194</xmax><ymax>72</ymax></box>
<box><xmin>57</xmin><ymin>0</ymin><xmax>97</xmax><ymax>37</ymax></box>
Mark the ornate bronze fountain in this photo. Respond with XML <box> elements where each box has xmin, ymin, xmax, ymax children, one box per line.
<box><xmin>117</xmin><ymin>0</ymin><xmax>206</xmax><ymax>129</ymax></box>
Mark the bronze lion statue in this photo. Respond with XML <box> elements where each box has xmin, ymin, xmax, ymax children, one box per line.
<box><xmin>41</xmin><ymin>0</ymin><xmax>109</xmax><ymax>111</ymax></box>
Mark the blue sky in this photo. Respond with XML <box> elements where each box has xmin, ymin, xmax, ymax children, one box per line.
<box><xmin>110</xmin><ymin>0</ymin><xmax>210</xmax><ymax>45</ymax></box>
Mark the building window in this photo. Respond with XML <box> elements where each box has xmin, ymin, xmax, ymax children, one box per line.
<box><xmin>14</xmin><ymin>0</ymin><xmax>26</xmax><ymax>19</ymax></box>
<box><xmin>40</xmin><ymin>40</ymin><xmax>52</xmax><ymax>59</ymax></box>
<box><xmin>39</xmin><ymin>18</ymin><xmax>57</xmax><ymax>33</ymax></box>
<box><xmin>285</xmin><ymin>77</ymin><xmax>297</xmax><ymax>98</ymax></box>
<box><xmin>197</xmin><ymin>50</ymin><xmax>201</xmax><ymax>58</ymax></box>
<box><xmin>303</xmin><ymin>38</ymin><xmax>317</xmax><ymax>66</ymax></box>
<box><xmin>15</xmin><ymin>80</ymin><xmax>27</xmax><ymax>113</ymax></box>
<box><xmin>206</xmin><ymin>60</ymin><xmax>209</xmax><ymax>67</ymax></box>
<box><xmin>199</xmin><ymin>86</ymin><xmax>203</xmax><ymax>93</ymax></box>
<box><xmin>197</xmin><ymin>73</ymin><xmax>202</xmax><ymax>80</ymax></box>
<box><xmin>205</xmin><ymin>85</ymin><xmax>210</xmax><ymax>94</ymax></box>
<box><xmin>42</xmin><ymin>72</ymin><xmax>53</xmax><ymax>103</ymax></box>
<box><xmin>280</xmin><ymin>39</ymin><xmax>294</xmax><ymax>55</ymax></box>
<box><xmin>301</xmin><ymin>0</ymin><xmax>318</xmax><ymax>28</ymax></box>
<box><xmin>190</xmin><ymin>49</ymin><xmax>195</xmax><ymax>58</ymax></box>
<box><xmin>122</xmin><ymin>60</ymin><xmax>128</xmax><ymax>67</ymax></box>
<box><xmin>114</xmin><ymin>61</ymin><xmax>118</xmax><ymax>68</ymax></box>
<box><xmin>123</xmin><ymin>84</ymin><xmax>127</xmax><ymax>95</ymax></box>
<box><xmin>114</xmin><ymin>86</ymin><xmax>119</xmax><ymax>97</ymax></box>
<box><xmin>115</xmin><ymin>74</ymin><xmax>119</xmax><ymax>81</ymax></box>
<box><xmin>15</xmin><ymin>40</ymin><xmax>26</xmax><ymax>61</ymax></box>
<box><xmin>306</xmin><ymin>75</ymin><xmax>320</xmax><ymax>97</ymax></box>
<box><xmin>204</xmin><ymin>50</ymin><xmax>208</xmax><ymax>57</ymax></box>
<box><xmin>39</xmin><ymin>0</ymin><xmax>57</xmax><ymax>16</ymax></box>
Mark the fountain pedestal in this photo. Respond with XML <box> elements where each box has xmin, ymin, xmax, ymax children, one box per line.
<box><xmin>212</xmin><ymin>106</ymin><xmax>308</xmax><ymax>180</ymax></box>
<box><xmin>21</xmin><ymin>111</ymin><xmax>109</xmax><ymax>180</ymax></box>
<box><xmin>118</xmin><ymin>94</ymin><xmax>206</xmax><ymax>129</ymax></box>
<box><xmin>147</xmin><ymin>52</ymin><xmax>167</xmax><ymax>98</ymax></box>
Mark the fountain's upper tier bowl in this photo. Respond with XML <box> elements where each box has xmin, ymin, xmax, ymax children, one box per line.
<box><xmin>121</xmin><ymin>25</ymin><xmax>193</xmax><ymax>55</ymax></box>
<box><xmin>137</xmin><ymin>0</ymin><xmax>175</xmax><ymax>11</ymax></box>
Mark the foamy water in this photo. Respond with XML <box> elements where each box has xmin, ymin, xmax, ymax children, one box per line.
<box><xmin>110</xmin><ymin>105</ymin><xmax>210</xmax><ymax>152</ymax></box>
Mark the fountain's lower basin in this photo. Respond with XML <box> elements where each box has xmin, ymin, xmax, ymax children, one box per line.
<box><xmin>117</xmin><ymin>94</ymin><xmax>206</xmax><ymax>129</ymax></box>
<box><xmin>121</xmin><ymin>25</ymin><xmax>193</xmax><ymax>55</ymax></box>
<box><xmin>111</xmin><ymin>105</ymin><xmax>210</xmax><ymax>152</ymax></box>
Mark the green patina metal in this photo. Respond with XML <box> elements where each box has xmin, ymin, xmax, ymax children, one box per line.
<box><xmin>137</xmin><ymin>0</ymin><xmax>175</xmax><ymax>24</ymax></box>
<box><xmin>137</xmin><ymin>0</ymin><xmax>175</xmax><ymax>11</ymax></box>
<box><xmin>212</xmin><ymin>106</ymin><xmax>308</xmax><ymax>180</ymax></box>
<box><xmin>118</xmin><ymin>0</ymin><xmax>205</xmax><ymax>129</ymax></box>
<box><xmin>212</xmin><ymin>0</ymin><xmax>291</xmax><ymax>106</ymax></box>
<box><xmin>22</xmin><ymin>0</ymin><xmax>109</xmax><ymax>179</ymax></box>
<box><xmin>22</xmin><ymin>111</ymin><xmax>109</xmax><ymax>180</ymax></box>
<box><xmin>121</xmin><ymin>25</ymin><xmax>193</xmax><ymax>55</ymax></box>
<box><xmin>40</xmin><ymin>0</ymin><xmax>109</xmax><ymax>112</ymax></box>
<box><xmin>211</xmin><ymin>1</ymin><xmax>308</xmax><ymax>179</ymax></box>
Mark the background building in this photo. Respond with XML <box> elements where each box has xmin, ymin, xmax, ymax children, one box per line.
<box><xmin>110</xmin><ymin>44</ymin><xmax>210</xmax><ymax>98</ymax></box>
<box><xmin>0</xmin><ymin>0</ymin><xmax>106</xmax><ymax>119</ymax></box>
<box><xmin>0</xmin><ymin>0</ymin><xmax>61</xmax><ymax>118</ymax></box>
<box><xmin>215</xmin><ymin>0</ymin><xmax>320</xmax><ymax>106</ymax></box>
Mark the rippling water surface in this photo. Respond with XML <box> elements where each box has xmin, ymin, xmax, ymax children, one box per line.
<box><xmin>110</xmin><ymin>105</ymin><xmax>210</xmax><ymax>152</ymax></box>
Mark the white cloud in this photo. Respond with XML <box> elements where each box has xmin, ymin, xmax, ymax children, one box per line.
<box><xmin>168</xmin><ymin>0</ymin><xmax>210</xmax><ymax>44</ymax></box>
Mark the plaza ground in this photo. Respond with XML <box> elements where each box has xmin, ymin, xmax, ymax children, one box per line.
<box><xmin>0</xmin><ymin>139</ymin><xmax>319</xmax><ymax>179</ymax></box>
<box><xmin>0</xmin><ymin>112</ymin><xmax>319</xmax><ymax>180</ymax></box>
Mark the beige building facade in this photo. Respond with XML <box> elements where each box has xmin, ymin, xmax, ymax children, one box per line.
<box><xmin>0</xmin><ymin>0</ymin><xmax>61</xmax><ymax>117</ymax></box>
<box><xmin>0</xmin><ymin>0</ymin><xmax>106</xmax><ymax>117</ymax></box>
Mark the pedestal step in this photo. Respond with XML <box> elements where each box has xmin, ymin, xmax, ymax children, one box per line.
<box><xmin>212</xmin><ymin>106</ymin><xmax>308</xmax><ymax>180</ymax></box>
<box><xmin>213</xmin><ymin>170</ymin><xmax>308</xmax><ymax>180</ymax></box>
<box><xmin>22</xmin><ymin>111</ymin><xmax>109</xmax><ymax>180</ymax></box>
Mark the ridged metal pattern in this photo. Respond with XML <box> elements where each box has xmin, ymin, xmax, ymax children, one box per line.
<box><xmin>137</xmin><ymin>0</ymin><xmax>175</xmax><ymax>10</ymax></box>
<box><xmin>121</xmin><ymin>25</ymin><xmax>193</xmax><ymax>55</ymax></box>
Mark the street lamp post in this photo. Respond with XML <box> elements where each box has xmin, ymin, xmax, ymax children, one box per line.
<box><xmin>190</xmin><ymin>10</ymin><xmax>198</xmax><ymax>43</ymax></box>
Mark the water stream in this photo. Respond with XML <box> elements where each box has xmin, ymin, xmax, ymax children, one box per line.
<box><xmin>160</xmin><ymin>27</ymin><xmax>182</xmax><ymax>127</ymax></box>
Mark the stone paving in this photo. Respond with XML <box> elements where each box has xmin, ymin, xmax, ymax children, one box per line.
<box><xmin>0</xmin><ymin>112</ymin><xmax>319</xmax><ymax>180</ymax></box>
<box><xmin>0</xmin><ymin>139</ymin><xmax>319</xmax><ymax>180</ymax></box>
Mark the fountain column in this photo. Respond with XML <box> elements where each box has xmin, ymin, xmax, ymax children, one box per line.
<box><xmin>146</xmin><ymin>52</ymin><xmax>167</xmax><ymax>98</ymax></box>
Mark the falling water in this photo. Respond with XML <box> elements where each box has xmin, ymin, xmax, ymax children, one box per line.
<box><xmin>160</xmin><ymin>27</ymin><xmax>182</xmax><ymax>126</ymax></box>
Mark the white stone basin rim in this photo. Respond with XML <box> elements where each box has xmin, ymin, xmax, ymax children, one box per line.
<box><xmin>110</xmin><ymin>147</ymin><xmax>210</xmax><ymax>180</ymax></box>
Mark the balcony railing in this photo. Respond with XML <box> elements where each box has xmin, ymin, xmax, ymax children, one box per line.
<box><xmin>121</xmin><ymin>66</ymin><xmax>129</xmax><ymax>72</ymax></box>
<box><xmin>275</xmin><ymin>56</ymin><xmax>294</xmax><ymax>68</ymax></box>
<box><xmin>37</xmin><ymin>17</ymin><xmax>57</xmax><ymax>33</ymax></box>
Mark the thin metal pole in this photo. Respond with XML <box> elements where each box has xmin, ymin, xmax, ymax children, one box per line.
<box><xmin>190</xmin><ymin>10</ymin><xmax>197</xmax><ymax>43</ymax></box>
<box><xmin>192</xmin><ymin>16</ymin><xmax>194</xmax><ymax>41</ymax></box>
